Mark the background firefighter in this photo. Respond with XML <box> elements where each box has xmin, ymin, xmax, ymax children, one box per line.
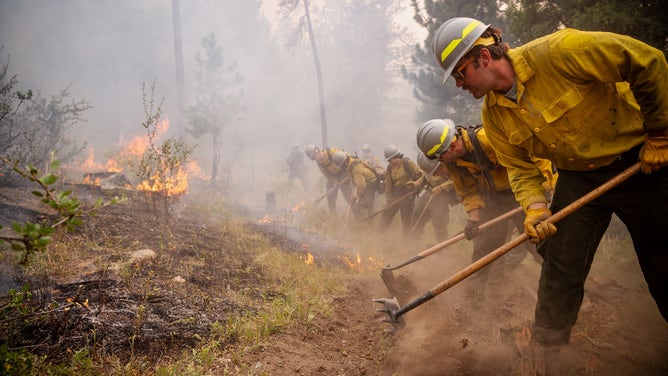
<box><xmin>379</xmin><ymin>145</ymin><xmax>423</xmax><ymax>239</ymax></box>
<box><xmin>360</xmin><ymin>143</ymin><xmax>383</xmax><ymax>170</ymax></box>
<box><xmin>410</xmin><ymin>152</ymin><xmax>458</xmax><ymax>244</ymax></box>
<box><xmin>332</xmin><ymin>150</ymin><xmax>379</xmax><ymax>222</ymax></box>
<box><xmin>286</xmin><ymin>142</ymin><xmax>308</xmax><ymax>192</ymax></box>
<box><xmin>304</xmin><ymin>144</ymin><xmax>353</xmax><ymax>216</ymax></box>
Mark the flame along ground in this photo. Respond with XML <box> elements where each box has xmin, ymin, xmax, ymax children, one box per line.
<box><xmin>74</xmin><ymin>120</ymin><xmax>387</xmax><ymax>273</ymax></box>
<box><xmin>257</xmin><ymin>201</ymin><xmax>386</xmax><ymax>272</ymax></box>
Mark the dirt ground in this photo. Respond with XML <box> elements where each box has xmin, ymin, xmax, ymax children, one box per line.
<box><xmin>1</xmin><ymin>181</ymin><xmax>667</xmax><ymax>375</ymax></box>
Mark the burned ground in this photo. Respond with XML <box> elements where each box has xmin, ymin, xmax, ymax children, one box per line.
<box><xmin>0</xmin><ymin>182</ymin><xmax>667</xmax><ymax>375</ymax></box>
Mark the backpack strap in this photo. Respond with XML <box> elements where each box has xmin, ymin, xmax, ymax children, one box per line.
<box><xmin>460</xmin><ymin>125</ymin><xmax>498</xmax><ymax>191</ymax></box>
<box><xmin>402</xmin><ymin>157</ymin><xmax>422</xmax><ymax>181</ymax></box>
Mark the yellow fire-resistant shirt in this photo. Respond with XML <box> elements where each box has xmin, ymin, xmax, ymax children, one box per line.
<box><xmin>482</xmin><ymin>28</ymin><xmax>668</xmax><ymax>210</ymax></box>
<box><xmin>346</xmin><ymin>157</ymin><xmax>378</xmax><ymax>200</ymax></box>
<box><xmin>317</xmin><ymin>148</ymin><xmax>348</xmax><ymax>184</ymax></box>
<box><xmin>385</xmin><ymin>157</ymin><xmax>422</xmax><ymax>197</ymax></box>
<box><xmin>446</xmin><ymin>127</ymin><xmax>554</xmax><ymax>213</ymax></box>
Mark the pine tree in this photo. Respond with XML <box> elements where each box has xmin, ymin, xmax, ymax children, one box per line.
<box><xmin>402</xmin><ymin>0</ymin><xmax>505</xmax><ymax>125</ymax></box>
<box><xmin>506</xmin><ymin>0</ymin><xmax>667</xmax><ymax>56</ymax></box>
<box><xmin>185</xmin><ymin>33</ymin><xmax>244</xmax><ymax>183</ymax></box>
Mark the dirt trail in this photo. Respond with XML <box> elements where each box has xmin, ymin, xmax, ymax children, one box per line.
<box><xmin>1</xmin><ymin>183</ymin><xmax>667</xmax><ymax>375</ymax></box>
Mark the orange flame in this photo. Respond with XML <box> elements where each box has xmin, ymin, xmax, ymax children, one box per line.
<box><xmin>81</xmin><ymin>148</ymin><xmax>104</xmax><ymax>171</ymax></box>
<box><xmin>303</xmin><ymin>252</ymin><xmax>314</xmax><ymax>265</ymax></box>
<box><xmin>105</xmin><ymin>158</ymin><xmax>121</xmax><ymax>173</ymax></box>
<box><xmin>339</xmin><ymin>253</ymin><xmax>385</xmax><ymax>272</ymax></box>
<box><xmin>291</xmin><ymin>201</ymin><xmax>306</xmax><ymax>212</ymax></box>
<box><xmin>83</xmin><ymin>175</ymin><xmax>101</xmax><ymax>186</ymax></box>
<box><xmin>136</xmin><ymin>159</ymin><xmax>199</xmax><ymax>197</ymax></box>
<box><xmin>123</xmin><ymin>119</ymin><xmax>169</xmax><ymax>157</ymax></box>
<box><xmin>257</xmin><ymin>214</ymin><xmax>272</xmax><ymax>224</ymax></box>
<box><xmin>128</xmin><ymin>119</ymin><xmax>196</xmax><ymax>196</ymax></box>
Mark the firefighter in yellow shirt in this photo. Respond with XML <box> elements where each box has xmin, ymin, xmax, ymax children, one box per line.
<box><xmin>380</xmin><ymin>145</ymin><xmax>423</xmax><ymax>239</ymax></box>
<box><xmin>304</xmin><ymin>144</ymin><xmax>352</xmax><ymax>216</ymax></box>
<box><xmin>417</xmin><ymin>119</ymin><xmax>552</xmax><ymax>296</ymax></box>
<box><xmin>331</xmin><ymin>151</ymin><xmax>379</xmax><ymax>221</ymax></box>
<box><xmin>431</xmin><ymin>17</ymin><xmax>668</xmax><ymax>352</ymax></box>
<box><xmin>410</xmin><ymin>152</ymin><xmax>458</xmax><ymax>243</ymax></box>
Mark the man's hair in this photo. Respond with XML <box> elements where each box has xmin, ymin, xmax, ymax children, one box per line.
<box><xmin>466</xmin><ymin>26</ymin><xmax>509</xmax><ymax>67</ymax></box>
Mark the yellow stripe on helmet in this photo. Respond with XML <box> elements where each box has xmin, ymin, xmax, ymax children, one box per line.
<box><xmin>440</xmin><ymin>20</ymin><xmax>482</xmax><ymax>63</ymax></box>
<box><xmin>426</xmin><ymin>125</ymin><xmax>451</xmax><ymax>156</ymax></box>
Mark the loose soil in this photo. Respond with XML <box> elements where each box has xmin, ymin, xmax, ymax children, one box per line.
<box><xmin>1</xmin><ymin>182</ymin><xmax>666</xmax><ymax>375</ymax></box>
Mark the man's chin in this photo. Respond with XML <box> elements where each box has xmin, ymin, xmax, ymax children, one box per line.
<box><xmin>469</xmin><ymin>90</ymin><xmax>484</xmax><ymax>99</ymax></box>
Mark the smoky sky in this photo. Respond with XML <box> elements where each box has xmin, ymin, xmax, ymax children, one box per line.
<box><xmin>0</xmin><ymin>0</ymin><xmax>426</xmax><ymax>207</ymax></box>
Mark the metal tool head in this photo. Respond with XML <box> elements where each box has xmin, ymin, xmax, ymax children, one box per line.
<box><xmin>380</xmin><ymin>268</ymin><xmax>417</xmax><ymax>304</ymax></box>
<box><xmin>372</xmin><ymin>297</ymin><xmax>402</xmax><ymax>324</ymax></box>
<box><xmin>380</xmin><ymin>265</ymin><xmax>395</xmax><ymax>286</ymax></box>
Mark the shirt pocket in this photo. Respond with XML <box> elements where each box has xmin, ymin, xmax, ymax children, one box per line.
<box><xmin>541</xmin><ymin>87</ymin><xmax>583</xmax><ymax>124</ymax></box>
<box><xmin>506</xmin><ymin>120</ymin><xmax>534</xmax><ymax>146</ymax></box>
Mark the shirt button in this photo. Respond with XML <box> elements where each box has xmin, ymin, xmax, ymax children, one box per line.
<box><xmin>550</xmin><ymin>144</ymin><xmax>557</xmax><ymax>149</ymax></box>
<box><xmin>534</xmin><ymin>127</ymin><xmax>541</xmax><ymax>132</ymax></box>
<box><xmin>568</xmin><ymin>157</ymin><xmax>575</xmax><ymax>162</ymax></box>
<box><xmin>588</xmin><ymin>163</ymin><xmax>595</xmax><ymax>169</ymax></box>
<box><xmin>520</xmin><ymin>109</ymin><xmax>526</xmax><ymax>114</ymax></box>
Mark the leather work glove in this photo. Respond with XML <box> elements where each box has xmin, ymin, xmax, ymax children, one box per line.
<box><xmin>523</xmin><ymin>207</ymin><xmax>557</xmax><ymax>244</ymax></box>
<box><xmin>432</xmin><ymin>181</ymin><xmax>454</xmax><ymax>196</ymax></box>
<box><xmin>464</xmin><ymin>219</ymin><xmax>481</xmax><ymax>240</ymax></box>
<box><xmin>640</xmin><ymin>136</ymin><xmax>668</xmax><ymax>174</ymax></box>
<box><xmin>405</xmin><ymin>180</ymin><xmax>419</xmax><ymax>194</ymax></box>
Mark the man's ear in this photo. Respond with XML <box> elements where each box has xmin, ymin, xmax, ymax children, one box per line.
<box><xmin>479</xmin><ymin>48</ymin><xmax>491</xmax><ymax>65</ymax></box>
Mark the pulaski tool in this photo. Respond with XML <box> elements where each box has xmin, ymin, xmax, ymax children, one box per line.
<box><xmin>380</xmin><ymin>206</ymin><xmax>523</xmax><ymax>298</ymax></box>
<box><xmin>362</xmin><ymin>191</ymin><xmax>416</xmax><ymax>221</ymax></box>
<box><xmin>374</xmin><ymin>162</ymin><xmax>640</xmax><ymax>326</ymax></box>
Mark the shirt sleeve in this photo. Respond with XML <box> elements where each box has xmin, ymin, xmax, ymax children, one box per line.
<box><xmin>553</xmin><ymin>29</ymin><xmax>668</xmax><ymax>131</ymax></box>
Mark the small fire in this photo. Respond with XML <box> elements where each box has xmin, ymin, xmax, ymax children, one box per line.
<box><xmin>82</xmin><ymin>175</ymin><xmax>101</xmax><ymax>186</ymax></box>
<box><xmin>340</xmin><ymin>254</ymin><xmax>361</xmax><ymax>272</ymax></box>
<box><xmin>73</xmin><ymin>118</ymin><xmax>201</xmax><ymax>196</ymax></box>
<box><xmin>81</xmin><ymin>148</ymin><xmax>103</xmax><ymax>171</ymax></box>
<box><xmin>367</xmin><ymin>256</ymin><xmax>384</xmax><ymax>268</ymax></box>
<box><xmin>257</xmin><ymin>214</ymin><xmax>272</xmax><ymax>224</ymax></box>
<box><xmin>303</xmin><ymin>252</ymin><xmax>314</xmax><ymax>265</ymax></box>
<box><xmin>105</xmin><ymin>158</ymin><xmax>121</xmax><ymax>173</ymax></box>
<box><xmin>291</xmin><ymin>201</ymin><xmax>306</xmax><ymax>212</ymax></box>
<box><xmin>339</xmin><ymin>253</ymin><xmax>385</xmax><ymax>272</ymax></box>
<box><xmin>136</xmin><ymin>160</ymin><xmax>199</xmax><ymax>197</ymax></box>
<box><xmin>123</xmin><ymin>119</ymin><xmax>169</xmax><ymax>158</ymax></box>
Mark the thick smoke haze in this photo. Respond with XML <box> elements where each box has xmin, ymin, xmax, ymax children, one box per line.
<box><xmin>0</xmin><ymin>0</ymin><xmax>427</xmax><ymax>209</ymax></box>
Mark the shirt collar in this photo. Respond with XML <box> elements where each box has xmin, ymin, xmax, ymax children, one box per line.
<box><xmin>486</xmin><ymin>49</ymin><xmax>535</xmax><ymax>107</ymax></box>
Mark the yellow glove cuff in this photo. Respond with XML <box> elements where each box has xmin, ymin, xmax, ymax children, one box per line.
<box><xmin>640</xmin><ymin>136</ymin><xmax>668</xmax><ymax>174</ymax></box>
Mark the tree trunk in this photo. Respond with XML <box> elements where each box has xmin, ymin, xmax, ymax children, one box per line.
<box><xmin>171</xmin><ymin>0</ymin><xmax>186</xmax><ymax>133</ymax></box>
<box><xmin>303</xmin><ymin>0</ymin><xmax>328</xmax><ymax>148</ymax></box>
<box><xmin>211</xmin><ymin>132</ymin><xmax>220</xmax><ymax>183</ymax></box>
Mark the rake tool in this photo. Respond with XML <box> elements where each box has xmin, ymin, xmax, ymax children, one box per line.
<box><xmin>381</xmin><ymin>206</ymin><xmax>523</xmax><ymax>297</ymax></box>
<box><xmin>408</xmin><ymin>193</ymin><xmax>435</xmax><ymax>235</ymax></box>
<box><xmin>313</xmin><ymin>177</ymin><xmax>351</xmax><ymax>206</ymax></box>
<box><xmin>342</xmin><ymin>186</ymin><xmax>357</xmax><ymax>231</ymax></box>
<box><xmin>362</xmin><ymin>191</ymin><xmax>416</xmax><ymax>221</ymax></box>
<box><xmin>374</xmin><ymin>162</ymin><xmax>640</xmax><ymax>325</ymax></box>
